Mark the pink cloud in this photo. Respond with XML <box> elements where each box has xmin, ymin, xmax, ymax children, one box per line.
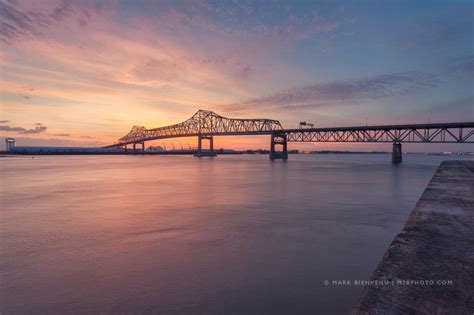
<box><xmin>1</xmin><ymin>0</ymin><xmax>349</xmax><ymax>145</ymax></box>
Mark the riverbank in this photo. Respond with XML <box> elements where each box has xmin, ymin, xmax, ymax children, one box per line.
<box><xmin>0</xmin><ymin>150</ymin><xmax>241</xmax><ymax>155</ymax></box>
<box><xmin>352</xmin><ymin>161</ymin><xmax>474</xmax><ymax>314</ymax></box>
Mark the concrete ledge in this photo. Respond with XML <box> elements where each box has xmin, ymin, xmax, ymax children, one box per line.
<box><xmin>352</xmin><ymin>161</ymin><xmax>474</xmax><ymax>314</ymax></box>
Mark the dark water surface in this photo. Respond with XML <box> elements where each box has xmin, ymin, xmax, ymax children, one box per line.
<box><xmin>1</xmin><ymin>154</ymin><xmax>472</xmax><ymax>314</ymax></box>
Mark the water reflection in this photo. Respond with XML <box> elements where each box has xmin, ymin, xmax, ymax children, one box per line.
<box><xmin>1</xmin><ymin>154</ymin><xmax>472</xmax><ymax>313</ymax></box>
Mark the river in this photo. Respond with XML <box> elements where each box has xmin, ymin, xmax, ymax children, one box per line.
<box><xmin>1</xmin><ymin>154</ymin><xmax>472</xmax><ymax>313</ymax></box>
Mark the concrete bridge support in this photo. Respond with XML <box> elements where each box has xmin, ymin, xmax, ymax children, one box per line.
<box><xmin>392</xmin><ymin>142</ymin><xmax>402</xmax><ymax>164</ymax></box>
<box><xmin>194</xmin><ymin>135</ymin><xmax>216</xmax><ymax>157</ymax></box>
<box><xmin>131</xmin><ymin>142</ymin><xmax>145</xmax><ymax>154</ymax></box>
<box><xmin>270</xmin><ymin>132</ymin><xmax>288</xmax><ymax>160</ymax></box>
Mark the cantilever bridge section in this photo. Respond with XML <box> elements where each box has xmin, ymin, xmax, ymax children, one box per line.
<box><xmin>107</xmin><ymin>110</ymin><xmax>474</xmax><ymax>163</ymax></box>
<box><xmin>107</xmin><ymin>109</ymin><xmax>283</xmax><ymax>157</ymax></box>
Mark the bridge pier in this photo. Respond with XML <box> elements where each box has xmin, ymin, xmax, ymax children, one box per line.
<box><xmin>194</xmin><ymin>135</ymin><xmax>217</xmax><ymax>157</ymax></box>
<box><xmin>130</xmin><ymin>142</ymin><xmax>145</xmax><ymax>154</ymax></box>
<box><xmin>392</xmin><ymin>142</ymin><xmax>402</xmax><ymax>164</ymax></box>
<box><xmin>270</xmin><ymin>132</ymin><xmax>288</xmax><ymax>160</ymax></box>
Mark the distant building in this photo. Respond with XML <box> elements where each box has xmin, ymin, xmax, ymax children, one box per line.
<box><xmin>5</xmin><ymin>138</ymin><xmax>15</xmax><ymax>151</ymax></box>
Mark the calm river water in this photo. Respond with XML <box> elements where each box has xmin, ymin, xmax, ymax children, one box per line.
<box><xmin>1</xmin><ymin>154</ymin><xmax>472</xmax><ymax>314</ymax></box>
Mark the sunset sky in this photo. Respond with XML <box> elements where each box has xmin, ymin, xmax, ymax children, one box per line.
<box><xmin>1</xmin><ymin>0</ymin><xmax>473</xmax><ymax>151</ymax></box>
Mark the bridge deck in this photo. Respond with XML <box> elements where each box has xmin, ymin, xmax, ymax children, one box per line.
<box><xmin>109</xmin><ymin>109</ymin><xmax>474</xmax><ymax>147</ymax></box>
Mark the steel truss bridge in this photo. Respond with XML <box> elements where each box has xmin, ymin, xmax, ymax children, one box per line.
<box><xmin>106</xmin><ymin>110</ymin><xmax>474</xmax><ymax>163</ymax></box>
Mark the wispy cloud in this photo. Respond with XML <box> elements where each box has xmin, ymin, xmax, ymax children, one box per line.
<box><xmin>441</xmin><ymin>55</ymin><xmax>474</xmax><ymax>78</ymax></box>
<box><xmin>1</xmin><ymin>0</ymin><xmax>348</xmax><ymax>97</ymax></box>
<box><xmin>223</xmin><ymin>71</ymin><xmax>440</xmax><ymax>112</ymax></box>
<box><xmin>0</xmin><ymin>123</ymin><xmax>47</xmax><ymax>134</ymax></box>
<box><xmin>48</xmin><ymin>133</ymin><xmax>70</xmax><ymax>137</ymax></box>
<box><xmin>0</xmin><ymin>120</ymin><xmax>10</xmax><ymax>123</ymax></box>
<box><xmin>0</xmin><ymin>0</ymin><xmax>74</xmax><ymax>43</ymax></box>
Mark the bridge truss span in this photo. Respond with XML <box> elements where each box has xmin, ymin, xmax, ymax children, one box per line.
<box><xmin>284</xmin><ymin>122</ymin><xmax>474</xmax><ymax>143</ymax></box>
<box><xmin>117</xmin><ymin>110</ymin><xmax>283</xmax><ymax>145</ymax></box>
